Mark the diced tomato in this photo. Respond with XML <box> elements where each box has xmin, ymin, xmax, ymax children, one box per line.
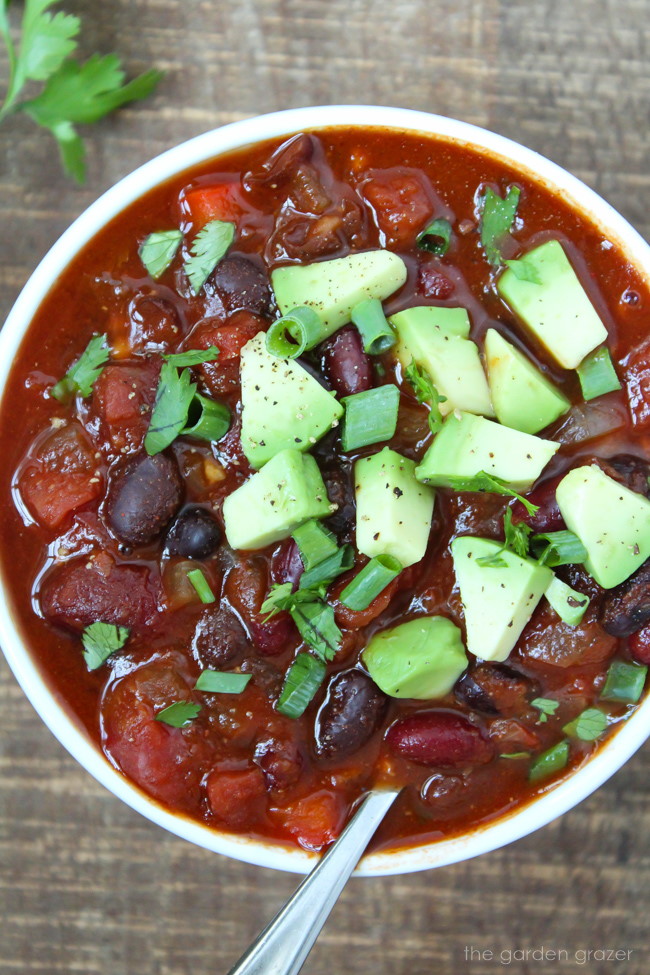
<box><xmin>622</xmin><ymin>337</ymin><xmax>650</xmax><ymax>427</ymax></box>
<box><xmin>361</xmin><ymin>169</ymin><xmax>437</xmax><ymax>247</ymax></box>
<box><xmin>333</xmin><ymin>575</ymin><xmax>399</xmax><ymax>630</ymax></box>
<box><xmin>19</xmin><ymin>423</ymin><xmax>102</xmax><ymax>529</ymax></box>
<box><xmin>273</xmin><ymin>791</ymin><xmax>346</xmax><ymax>851</ymax></box>
<box><xmin>181</xmin><ymin>182</ymin><xmax>243</xmax><ymax>230</ymax></box>
<box><xmin>91</xmin><ymin>359</ymin><xmax>160</xmax><ymax>456</ymax></box>
<box><xmin>206</xmin><ymin>767</ymin><xmax>267</xmax><ymax>827</ymax></box>
<box><xmin>189</xmin><ymin>312</ymin><xmax>265</xmax><ymax>396</ymax></box>
<box><xmin>629</xmin><ymin>626</ymin><xmax>650</xmax><ymax>665</ymax></box>
<box><xmin>518</xmin><ymin>607</ymin><xmax>616</xmax><ymax>669</ymax></box>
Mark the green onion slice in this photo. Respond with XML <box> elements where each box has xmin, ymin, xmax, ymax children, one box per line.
<box><xmin>187</xmin><ymin>568</ymin><xmax>216</xmax><ymax>604</ymax></box>
<box><xmin>529</xmin><ymin>740</ymin><xmax>569</xmax><ymax>782</ymax></box>
<box><xmin>292</xmin><ymin>520</ymin><xmax>338</xmax><ymax>570</ymax></box>
<box><xmin>416</xmin><ymin>217</ymin><xmax>452</xmax><ymax>256</ymax></box>
<box><xmin>182</xmin><ymin>392</ymin><xmax>231</xmax><ymax>442</ymax></box>
<box><xmin>290</xmin><ymin>600</ymin><xmax>341</xmax><ymax>662</ymax></box>
<box><xmin>195</xmin><ymin>670</ymin><xmax>252</xmax><ymax>694</ymax></box>
<box><xmin>600</xmin><ymin>660</ymin><xmax>647</xmax><ymax>704</ymax></box>
<box><xmin>531</xmin><ymin>530</ymin><xmax>587</xmax><ymax>567</ymax></box>
<box><xmin>545</xmin><ymin>576</ymin><xmax>590</xmax><ymax>626</ymax></box>
<box><xmin>341</xmin><ymin>384</ymin><xmax>400</xmax><ymax>452</ymax></box>
<box><xmin>350</xmin><ymin>297</ymin><xmax>396</xmax><ymax>355</ymax></box>
<box><xmin>155</xmin><ymin>701</ymin><xmax>201</xmax><ymax>727</ymax></box>
<box><xmin>339</xmin><ymin>555</ymin><xmax>402</xmax><ymax>611</ymax></box>
<box><xmin>276</xmin><ymin>652</ymin><xmax>327</xmax><ymax>718</ymax></box>
<box><xmin>265</xmin><ymin>306</ymin><xmax>326</xmax><ymax>358</ymax></box>
<box><xmin>299</xmin><ymin>544</ymin><xmax>354</xmax><ymax>590</ymax></box>
<box><xmin>563</xmin><ymin>707</ymin><xmax>607</xmax><ymax>741</ymax></box>
<box><xmin>577</xmin><ymin>346</ymin><xmax>622</xmax><ymax>401</ymax></box>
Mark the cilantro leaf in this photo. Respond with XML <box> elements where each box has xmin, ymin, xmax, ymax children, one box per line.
<box><xmin>563</xmin><ymin>707</ymin><xmax>607</xmax><ymax>742</ymax></box>
<box><xmin>416</xmin><ymin>217</ymin><xmax>452</xmax><ymax>256</ymax></box>
<box><xmin>81</xmin><ymin>621</ymin><xmax>129</xmax><ymax>671</ymax></box>
<box><xmin>162</xmin><ymin>346</ymin><xmax>220</xmax><ymax>367</ymax></box>
<box><xmin>404</xmin><ymin>361</ymin><xmax>446</xmax><ymax>435</ymax></box>
<box><xmin>531</xmin><ymin>697</ymin><xmax>559</xmax><ymax>723</ymax></box>
<box><xmin>504</xmin><ymin>255</ymin><xmax>542</xmax><ymax>284</ymax></box>
<box><xmin>139</xmin><ymin>230</ymin><xmax>183</xmax><ymax>279</ymax></box>
<box><xmin>51</xmin><ymin>332</ymin><xmax>109</xmax><ymax>401</ymax></box>
<box><xmin>445</xmin><ymin>471</ymin><xmax>539</xmax><ymax>516</ymax></box>
<box><xmin>503</xmin><ymin>508</ymin><xmax>533</xmax><ymax>558</ymax></box>
<box><xmin>184</xmin><ymin>220</ymin><xmax>236</xmax><ymax>294</ymax></box>
<box><xmin>480</xmin><ymin>185</ymin><xmax>521</xmax><ymax>266</ymax></box>
<box><xmin>144</xmin><ymin>361</ymin><xmax>196</xmax><ymax>455</ymax></box>
<box><xmin>155</xmin><ymin>701</ymin><xmax>201</xmax><ymax>728</ymax></box>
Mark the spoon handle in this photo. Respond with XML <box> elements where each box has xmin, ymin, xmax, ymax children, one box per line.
<box><xmin>227</xmin><ymin>789</ymin><xmax>399</xmax><ymax>975</ymax></box>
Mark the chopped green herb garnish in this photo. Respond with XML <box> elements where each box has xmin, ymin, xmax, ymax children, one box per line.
<box><xmin>545</xmin><ymin>576</ymin><xmax>590</xmax><ymax>626</ymax></box>
<box><xmin>500</xmin><ymin>752</ymin><xmax>530</xmax><ymax>760</ymax></box>
<box><xmin>445</xmin><ymin>471</ymin><xmax>540</xmax><ymax>516</ymax></box>
<box><xmin>341</xmin><ymin>384</ymin><xmax>400</xmax><ymax>451</ymax></box>
<box><xmin>475</xmin><ymin>550</ymin><xmax>509</xmax><ymax>568</ymax></box>
<box><xmin>531</xmin><ymin>697</ymin><xmax>560</xmax><ymax>723</ymax></box>
<box><xmin>139</xmin><ymin>230</ymin><xmax>183</xmax><ymax>279</ymax></box>
<box><xmin>577</xmin><ymin>346</ymin><xmax>622</xmax><ymax>401</ymax></box>
<box><xmin>339</xmin><ymin>555</ymin><xmax>402</xmax><ymax>611</ymax></box>
<box><xmin>261</xmin><ymin>584</ymin><xmax>341</xmax><ymax>662</ymax></box>
<box><xmin>529</xmin><ymin>740</ymin><xmax>569</xmax><ymax>782</ymax></box>
<box><xmin>51</xmin><ymin>333</ymin><xmax>109</xmax><ymax>401</ymax></box>
<box><xmin>504</xmin><ymin>255</ymin><xmax>542</xmax><ymax>284</ymax></box>
<box><xmin>182</xmin><ymin>391</ymin><xmax>230</xmax><ymax>443</ymax></box>
<box><xmin>187</xmin><ymin>568</ymin><xmax>216</xmax><ymax>604</ymax></box>
<box><xmin>0</xmin><ymin>2</ymin><xmax>162</xmax><ymax>182</ymax></box>
<box><xmin>292</xmin><ymin>520</ymin><xmax>338</xmax><ymax>571</ymax></box>
<box><xmin>162</xmin><ymin>346</ymin><xmax>220</xmax><ymax>367</ymax></box>
<box><xmin>299</xmin><ymin>545</ymin><xmax>355</xmax><ymax>590</ymax></box>
<box><xmin>81</xmin><ymin>621</ymin><xmax>129</xmax><ymax>671</ymax></box>
<box><xmin>531</xmin><ymin>530</ymin><xmax>587</xmax><ymax>567</ymax></box>
<box><xmin>276</xmin><ymin>652</ymin><xmax>326</xmax><ymax>719</ymax></box>
<box><xmin>416</xmin><ymin>217</ymin><xmax>452</xmax><ymax>256</ymax></box>
<box><xmin>184</xmin><ymin>219</ymin><xmax>235</xmax><ymax>294</ymax></box>
<box><xmin>477</xmin><ymin>509</ymin><xmax>534</xmax><ymax>567</ymax></box>
<box><xmin>600</xmin><ymin>660</ymin><xmax>648</xmax><ymax>704</ymax></box>
<box><xmin>404</xmin><ymin>361</ymin><xmax>446</xmax><ymax>435</ymax></box>
<box><xmin>155</xmin><ymin>701</ymin><xmax>201</xmax><ymax>728</ymax></box>
<box><xmin>195</xmin><ymin>670</ymin><xmax>251</xmax><ymax>694</ymax></box>
<box><xmin>144</xmin><ymin>361</ymin><xmax>196</xmax><ymax>455</ymax></box>
<box><xmin>480</xmin><ymin>185</ymin><xmax>521</xmax><ymax>266</ymax></box>
<box><xmin>563</xmin><ymin>707</ymin><xmax>607</xmax><ymax>741</ymax></box>
<box><xmin>350</xmin><ymin>297</ymin><xmax>396</xmax><ymax>355</ymax></box>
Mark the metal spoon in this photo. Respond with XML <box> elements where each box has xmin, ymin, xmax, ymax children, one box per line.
<box><xmin>227</xmin><ymin>789</ymin><xmax>399</xmax><ymax>975</ymax></box>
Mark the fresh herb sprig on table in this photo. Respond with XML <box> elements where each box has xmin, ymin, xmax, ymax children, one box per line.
<box><xmin>0</xmin><ymin>0</ymin><xmax>162</xmax><ymax>182</ymax></box>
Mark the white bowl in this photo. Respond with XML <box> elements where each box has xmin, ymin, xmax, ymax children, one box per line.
<box><xmin>1</xmin><ymin>105</ymin><xmax>649</xmax><ymax>877</ymax></box>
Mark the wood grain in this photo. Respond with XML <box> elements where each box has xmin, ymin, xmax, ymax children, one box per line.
<box><xmin>1</xmin><ymin>1</ymin><xmax>650</xmax><ymax>973</ymax></box>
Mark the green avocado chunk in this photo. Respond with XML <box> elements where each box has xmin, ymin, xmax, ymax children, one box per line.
<box><xmin>555</xmin><ymin>464</ymin><xmax>650</xmax><ymax>588</ymax></box>
<box><xmin>239</xmin><ymin>331</ymin><xmax>343</xmax><ymax>468</ymax></box>
<box><xmin>451</xmin><ymin>536</ymin><xmax>554</xmax><ymax>662</ymax></box>
<box><xmin>497</xmin><ymin>240</ymin><xmax>608</xmax><ymax>369</ymax></box>
<box><xmin>271</xmin><ymin>250</ymin><xmax>407</xmax><ymax>341</ymax></box>
<box><xmin>415</xmin><ymin>411</ymin><xmax>559</xmax><ymax>492</ymax></box>
<box><xmin>484</xmin><ymin>328</ymin><xmax>570</xmax><ymax>434</ymax></box>
<box><xmin>222</xmin><ymin>449</ymin><xmax>333</xmax><ymax>550</ymax></box>
<box><xmin>391</xmin><ymin>305</ymin><xmax>494</xmax><ymax>417</ymax></box>
<box><xmin>354</xmin><ymin>447</ymin><xmax>435</xmax><ymax>568</ymax></box>
<box><xmin>363</xmin><ymin>616</ymin><xmax>468</xmax><ymax>698</ymax></box>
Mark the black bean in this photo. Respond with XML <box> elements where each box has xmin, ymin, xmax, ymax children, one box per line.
<box><xmin>315</xmin><ymin>669</ymin><xmax>387</xmax><ymax>760</ymax></box>
<box><xmin>105</xmin><ymin>452</ymin><xmax>184</xmax><ymax>546</ymax></box>
<box><xmin>206</xmin><ymin>254</ymin><xmax>272</xmax><ymax>315</ymax></box>
<box><xmin>191</xmin><ymin>605</ymin><xmax>249</xmax><ymax>668</ymax></box>
<box><xmin>165</xmin><ymin>506</ymin><xmax>221</xmax><ymax>559</ymax></box>
<box><xmin>454</xmin><ymin>664</ymin><xmax>536</xmax><ymax>717</ymax></box>
<box><xmin>600</xmin><ymin>559</ymin><xmax>650</xmax><ymax>636</ymax></box>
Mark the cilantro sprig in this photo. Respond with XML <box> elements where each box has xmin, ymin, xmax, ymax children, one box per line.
<box><xmin>476</xmin><ymin>509</ymin><xmax>534</xmax><ymax>568</ymax></box>
<box><xmin>139</xmin><ymin>230</ymin><xmax>183</xmax><ymax>279</ymax></box>
<box><xmin>81</xmin><ymin>621</ymin><xmax>129</xmax><ymax>671</ymax></box>
<box><xmin>184</xmin><ymin>220</ymin><xmax>235</xmax><ymax>294</ymax></box>
<box><xmin>445</xmin><ymin>471</ymin><xmax>540</xmax><ymax>516</ymax></box>
<box><xmin>144</xmin><ymin>349</ymin><xmax>226</xmax><ymax>454</ymax></box>
<box><xmin>480</xmin><ymin>185</ymin><xmax>521</xmax><ymax>266</ymax></box>
<box><xmin>531</xmin><ymin>697</ymin><xmax>559</xmax><ymax>723</ymax></box>
<box><xmin>0</xmin><ymin>1</ymin><xmax>162</xmax><ymax>182</ymax></box>
<box><xmin>405</xmin><ymin>361</ymin><xmax>446</xmax><ymax>435</ymax></box>
<box><xmin>51</xmin><ymin>332</ymin><xmax>109</xmax><ymax>401</ymax></box>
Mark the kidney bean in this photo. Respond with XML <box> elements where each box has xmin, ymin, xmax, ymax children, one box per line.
<box><xmin>454</xmin><ymin>664</ymin><xmax>537</xmax><ymax>717</ymax></box>
<box><xmin>600</xmin><ymin>560</ymin><xmax>650</xmax><ymax>636</ymax></box>
<box><xmin>386</xmin><ymin>711</ymin><xmax>494</xmax><ymax>767</ymax></box>
<box><xmin>417</xmin><ymin>260</ymin><xmax>455</xmax><ymax>299</ymax></box>
<box><xmin>629</xmin><ymin>626</ymin><xmax>650</xmax><ymax>665</ymax></box>
<box><xmin>40</xmin><ymin>558</ymin><xmax>158</xmax><ymax>632</ymax></box>
<box><xmin>315</xmin><ymin>669</ymin><xmax>387</xmax><ymax>760</ymax></box>
<box><xmin>224</xmin><ymin>558</ymin><xmax>296</xmax><ymax>655</ymax></box>
<box><xmin>165</xmin><ymin>506</ymin><xmax>221</xmax><ymax>559</ymax></box>
<box><xmin>206</xmin><ymin>254</ymin><xmax>272</xmax><ymax>316</ymax></box>
<box><xmin>128</xmin><ymin>293</ymin><xmax>183</xmax><ymax>352</ymax></box>
<box><xmin>321</xmin><ymin>325</ymin><xmax>372</xmax><ymax>397</ymax></box>
<box><xmin>510</xmin><ymin>473</ymin><xmax>566</xmax><ymax>532</ymax></box>
<box><xmin>421</xmin><ymin>773</ymin><xmax>467</xmax><ymax>808</ymax></box>
<box><xmin>488</xmin><ymin>718</ymin><xmax>541</xmax><ymax>754</ymax></box>
<box><xmin>192</xmin><ymin>605</ymin><xmax>249</xmax><ymax>668</ymax></box>
<box><xmin>271</xmin><ymin>539</ymin><xmax>304</xmax><ymax>590</ymax></box>
<box><xmin>105</xmin><ymin>452</ymin><xmax>184</xmax><ymax>546</ymax></box>
<box><xmin>254</xmin><ymin>735</ymin><xmax>304</xmax><ymax>790</ymax></box>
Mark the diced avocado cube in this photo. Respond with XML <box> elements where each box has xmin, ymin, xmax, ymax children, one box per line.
<box><xmin>363</xmin><ymin>616</ymin><xmax>468</xmax><ymax>698</ymax></box>
<box><xmin>223</xmin><ymin>449</ymin><xmax>333</xmax><ymax>550</ymax></box>
<box><xmin>415</xmin><ymin>412</ymin><xmax>559</xmax><ymax>492</ymax></box>
<box><xmin>555</xmin><ymin>465</ymin><xmax>650</xmax><ymax>588</ymax></box>
<box><xmin>239</xmin><ymin>332</ymin><xmax>343</xmax><ymax>469</ymax></box>
<box><xmin>391</xmin><ymin>305</ymin><xmax>494</xmax><ymax>417</ymax></box>
<box><xmin>544</xmin><ymin>576</ymin><xmax>590</xmax><ymax>626</ymax></box>
<box><xmin>451</xmin><ymin>536</ymin><xmax>554</xmax><ymax>662</ymax></box>
<box><xmin>484</xmin><ymin>328</ymin><xmax>570</xmax><ymax>434</ymax></box>
<box><xmin>271</xmin><ymin>250</ymin><xmax>407</xmax><ymax>340</ymax></box>
<box><xmin>355</xmin><ymin>447</ymin><xmax>435</xmax><ymax>568</ymax></box>
<box><xmin>497</xmin><ymin>240</ymin><xmax>608</xmax><ymax>369</ymax></box>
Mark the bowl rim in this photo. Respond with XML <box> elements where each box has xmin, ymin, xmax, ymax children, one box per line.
<box><xmin>1</xmin><ymin>103</ymin><xmax>649</xmax><ymax>877</ymax></box>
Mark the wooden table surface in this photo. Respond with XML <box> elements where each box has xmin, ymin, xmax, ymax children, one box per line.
<box><xmin>1</xmin><ymin>1</ymin><xmax>650</xmax><ymax>973</ymax></box>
